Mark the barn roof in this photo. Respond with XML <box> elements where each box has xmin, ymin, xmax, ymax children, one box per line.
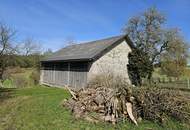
<box><xmin>41</xmin><ymin>35</ymin><xmax>133</xmax><ymax>62</ymax></box>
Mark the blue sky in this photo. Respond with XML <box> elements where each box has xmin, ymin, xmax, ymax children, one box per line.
<box><xmin>0</xmin><ymin>0</ymin><xmax>190</xmax><ymax>51</ymax></box>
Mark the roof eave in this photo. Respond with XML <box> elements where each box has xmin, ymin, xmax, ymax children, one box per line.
<box><xmin>40</xmin><ymin>58</ymin><xmax>93</xmax><ymax>63</ymax></box>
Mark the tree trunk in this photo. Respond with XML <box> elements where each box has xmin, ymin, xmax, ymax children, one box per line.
<box><xmin>147</xmin><ymin>72</ymin><xmax>152</xmax><ymax>84</ymax></box>
<box><xmin>0</xmin><ymin>69</ymin><xmax>3</xmax><ymax>80</ymax></box>
<box><xmin>0</xmin><ymin>65</ymin><xmax>5</xmax><ymax>80</ymax></box>
<box><xmin>147</xmin><ymin>60</ymin><xmax>154</xmax><ymax>82</ymax></box>
<box><xmin>147</xmin><ymin>72</ymin><xmax>152</xmax><ymax>80</ymax></box>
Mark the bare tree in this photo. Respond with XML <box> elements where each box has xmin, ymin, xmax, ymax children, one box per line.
<box><xmin>0</xmin><ymin>23</ymin><xmax>16</xmax><ymax>80</ymax></box>
<box><xmin>21</xmin><ymin>38</ymin><xmax>41</xmax><ymax>56</ymax></box>
<box><xmin>43</xmin><ymin>48</ymin><xmax>53</xmax><ymax>56</ymax></box>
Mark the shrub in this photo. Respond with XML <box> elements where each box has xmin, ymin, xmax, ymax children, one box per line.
<box><xmin>29</xmin><ymin>70</ymin><xmax>40</xmax><ymax>85</ymax></box>
<box><xmin>12</xmin><ymin>76</ymin><xmax>29</xmax><ymax>88</ymax></box>
<box><xmin>2</xmin><ymin>67</ymin><xmax>23</xmax><ymax>80</ymax></box>
<box><xmin>2</xmin><ymin>70</ymin><xmax>12</xmax><ymax>81</ymax></box>
<box><xmin>7</xmin><ymin>67</ymin><xmax>23</xmax><ymax>74</ymax></box>
<box><xmin>88</xmin><ymin>74</ymin><xmax>130</xmax><ymax>89</ymax></box>
<box><xmin>2</xmin><ymin>79</ymin><xmax>14</xmax><ymax>88</ymax></box>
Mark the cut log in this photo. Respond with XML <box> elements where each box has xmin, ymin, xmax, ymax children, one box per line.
<box><xmin>126</xmin><ymin>102</ymin><xmax>138</xmax><ymax>126</ymax></box>
<box><xmin>65</xmin><ymin>85</ymin><xmax>77</xmax><ymax>100</ymax></box>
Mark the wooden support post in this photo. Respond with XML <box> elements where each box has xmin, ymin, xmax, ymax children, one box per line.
<box><xmin>53</xmin><ymin>64</ymin><xmax>56</xmax><ymax>83</ymax></box>
<box><xmin>39</xmin><ymin>69</ymin><xmax>44</xmax><ymax>85</ymax></box>
<box><xmin>68</xmin><ymin>62</ymin><xmax>70</xmax><ymax>86</ymax></box>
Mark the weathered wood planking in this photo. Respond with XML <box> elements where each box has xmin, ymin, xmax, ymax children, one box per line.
<box><xmin>69</xmin><ymin>70</ymin><xmax>87</xmax><ymax>88</ymax></box>
<box><xmin>41</xmin><ymin>62</ymin><xmax>88</xmax><ymax>88</ymax></box>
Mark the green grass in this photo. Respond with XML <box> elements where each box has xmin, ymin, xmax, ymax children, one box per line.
<box><xmin>0</xmin><ymin>86</ymin><xmax>189</xmax><ymax>130</ymax></box>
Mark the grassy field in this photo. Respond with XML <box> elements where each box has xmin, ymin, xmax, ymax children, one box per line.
<box><xmin>150</xmin><ymin>67</ymin><xmax>190</xmax><ymax>89</ymax></box>
<box><xmin>0</xmin><ymin>86</ymin><xmax>189</xmax><ymax>130</ymax></box>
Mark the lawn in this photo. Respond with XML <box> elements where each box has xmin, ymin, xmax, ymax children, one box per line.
<box><xmin>0</xmin><ymin>86</ymin><xmax>189</xmax><ymax>130</ymax></box>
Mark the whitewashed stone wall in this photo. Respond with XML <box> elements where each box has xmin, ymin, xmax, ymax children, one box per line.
<box><xmin>88</xmin><ymin>40</ymin><xmax>132</xmax><ymax>84</ymax></box>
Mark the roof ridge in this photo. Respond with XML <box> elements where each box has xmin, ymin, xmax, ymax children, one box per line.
<box><xmin>64</xmin><ymin>34</ymin><xmax>125</xmax><ymax>48</ymax></box>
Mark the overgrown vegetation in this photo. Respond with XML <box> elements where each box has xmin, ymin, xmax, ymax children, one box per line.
<box><xmin>2</xmin><ymin>68</ymin><xmax>40</xmax><ymax>88</ymax></box>
<box><xmin>63</xmin><ymin>75</ymin><xmax>190</xmax><ymax>126</ymax></box>
<box><xmin>133</xmin><ymin>87</ymin><xmax>190</xmax><ymax>123</ymax></box>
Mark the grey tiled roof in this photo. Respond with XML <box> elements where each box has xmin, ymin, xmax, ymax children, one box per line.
<box><xmin>42</xmin><ymin>35</ymin><xmax>130</xmax><ymax>62</ymax></box>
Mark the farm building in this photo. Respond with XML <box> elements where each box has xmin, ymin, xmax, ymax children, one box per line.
<box><xmin>40</xmin><ymin>35</ymin><xmax>134</xmax><ymax>88</ymax></box>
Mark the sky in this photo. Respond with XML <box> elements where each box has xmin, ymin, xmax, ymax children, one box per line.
<box><xmin>0</xmin><ymin>0</ymin><xmax>190</xmax><ymax>51</ymax></box>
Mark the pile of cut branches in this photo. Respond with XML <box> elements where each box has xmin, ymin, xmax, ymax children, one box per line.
<box><xmin>62</xmin><ymin>76</ymin><xmax>190</xmax><ymax>125</ymax></box>
<box><xmin>63</xmin><ymin>85</ymin><xmax>137</xmax><ymax>125</ymax></box>
<box><xmin>133</xmin><ymin>87</ymin><xmax>190</xmax><ymax>123</ymax></box>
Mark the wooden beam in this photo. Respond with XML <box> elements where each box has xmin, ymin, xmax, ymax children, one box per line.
<box><xmin>68</xmin><ymin>62</ymin><xmax>70</xmax><ymax>86</ymax></box>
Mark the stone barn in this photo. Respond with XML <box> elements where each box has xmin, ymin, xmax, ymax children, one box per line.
<box><xmin>40</xmin><ymin>35</ymin><xmax>134</xmax><ymax>88</ymax></box>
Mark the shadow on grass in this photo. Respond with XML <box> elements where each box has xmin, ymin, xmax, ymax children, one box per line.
<box><xmin>0</xmin><ymin>88</ymin><xmax>16</xmax><ymax>102</ymax></box>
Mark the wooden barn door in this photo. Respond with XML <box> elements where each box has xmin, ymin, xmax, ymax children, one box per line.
<box><xmin>69</xmin><ymin>62</ymin><xmax>88</xmax><ymax>88</ymax></box>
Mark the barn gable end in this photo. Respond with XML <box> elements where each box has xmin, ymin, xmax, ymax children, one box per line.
<box><xmin>88</xmin><ymin>40</ymin><xmax>132</xmax><ymax>84</ymax></box>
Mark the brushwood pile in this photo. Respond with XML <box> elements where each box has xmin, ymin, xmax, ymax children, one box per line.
<box><xmin>62</xmin><ymin>77</ymin><xmax>190</xmax><ymax>125</ymax></box>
